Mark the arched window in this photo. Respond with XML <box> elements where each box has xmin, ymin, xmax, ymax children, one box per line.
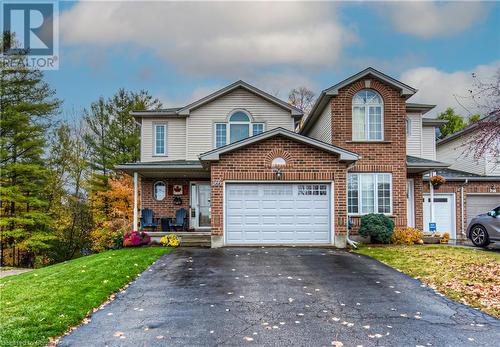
<box><xmin>229</xmin><ymin>111</ymin><xmax>250</xmax><ymax>143</ymax></box>
<box><xmin>271</xmin><ymin>157</ymin><xmax>286</xmax><ymax>167</ymax></box>
<box><xmin>153</xmin><ymin>181</ymin><xmax>166</xmax><ymax>201</ymax></box>
<box><xmin>352</xmin><ymin>90</ymin><xmax>383</xmax><ymax>141</ymax></box>
<box><xmin>214</xmin><ymin>110</ymin><xmax>265</xmax><ymax>148</ymax></box>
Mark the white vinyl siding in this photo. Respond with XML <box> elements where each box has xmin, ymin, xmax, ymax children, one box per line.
<box><xmin>436</xmin><ymin>131</ymin><xmax>487</xmax><ymax>175</ymax></box>
<box><xmin>406</xmin><ymin>113</ymin><xmax>423</xmax><ymax>157</ymax></box>
<box><xmin>187</xmin><ymin>88</ymin><xmax>293</xmax><ymax>160</ymax></box>
<box><xmin>485</xmin><ymin>139</ymin><xmax>500</xmax><ymax>175</ymax></box>
<box><xmin>141</xmin><ymin>117</ymin><xmax>186</xmax><ymax>161</ymax></box>
<box><xmin>308</xmin><ymin>105</ymin><xmax>332</xmax><ymax>143</ymax></box>
<box><xmin>421</xmin><ymin>126</ymin><xmax>436</xmax><ymax>160</ymax></box>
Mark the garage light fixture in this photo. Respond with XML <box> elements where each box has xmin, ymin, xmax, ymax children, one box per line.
<box><xmin>273</xmin><ymin>168</ymin><xmax>282</xmax><ymax>180</ymax></box>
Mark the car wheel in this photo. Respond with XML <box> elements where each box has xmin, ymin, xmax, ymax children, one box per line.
<box><xmin>470</xmin><ymin>225</ymin><xmax>490</xmax><ymax>247</ymax></box>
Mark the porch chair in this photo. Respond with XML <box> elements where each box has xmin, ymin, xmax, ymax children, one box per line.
<box><xmin>140</xmin><ymin>208</ymin><xmax>159</xmax><ymax>230</ymax></box>
<box><xmin>169</xmin><ymin>208</ymin><xmax>188</xmax><ymax>231</ymax></box>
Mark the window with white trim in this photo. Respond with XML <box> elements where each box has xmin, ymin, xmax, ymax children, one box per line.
<box><xmin>406</xmin><ymin>116</ymin><xmax>412</xmax><ymax>136</ymax></box>
<box><xmin>154</xmin><ymin>123</ymin><xmax>167</xmax><ymax>155</ymax></box>
<box><xmin>352</xmin><ymin>90</ymin><xmax>383</xmax><ymax>141</ymax></box>
<box><xmin>153</xmin><ymin>181</ymin><xmax>166</xmax><ymax>201</ymax></box>
<box><xmin>214</xmin><ymin>111</ymin><xmax>265</xmax><ymax>148</ymax></box>
<box><xmin>348</xmin><ymin>173</ymin><xmax>392</xmax><ymax>214</ymax></box>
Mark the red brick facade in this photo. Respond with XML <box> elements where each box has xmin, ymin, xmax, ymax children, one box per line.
<box><xmin>423</xmin><ymin>180</ymin><xmax>500</xmax><ymax>238</ymax></box>
<box><xmin>408</xmin><ymin>173</ymin><xmax>424</xmax><ymax>230</ymax></box>
<box><xmin>209</xmin><ymin>135</ymin><xmax>350</xmax><ymax>239</ymax></box>
<box><xmin>140</xmin><ymin>178</ymin><xmax>193</xmax><ymax>227</ymax></box>
<box><xmin>327</xmin><ymin>78</ymin><xmax>408</xmax><ymax>231</ymax></box>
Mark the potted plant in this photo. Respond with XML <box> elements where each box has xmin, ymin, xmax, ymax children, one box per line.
<box><xmin>430</xmin><ymin>175</ymin><xmax>445</xmax><ymax>189</ymax></box>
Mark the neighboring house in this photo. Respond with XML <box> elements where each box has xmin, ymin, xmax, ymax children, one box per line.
<box><xmin>118</xmin><ymin>68</ymin><xmax>450</xmax><ymax>247</ymax></box>
<box><xmin>422</xmin><ymin>123</ymin><xmax>500</xmax><ymax>238</ymax></box>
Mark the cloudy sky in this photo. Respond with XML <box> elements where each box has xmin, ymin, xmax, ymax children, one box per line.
<box><xmin>49</xmin><ymin>1</ymin><xmax>499</xmax><ymax>118</ymax></box>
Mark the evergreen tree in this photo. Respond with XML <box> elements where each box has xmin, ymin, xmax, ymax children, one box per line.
<box><xmin>84</xmin><ymin>89</ymin><xmax>161</xmax><ymax>194</ymax></box>
<box><xmin>47</xmin><ymin>124</ymin><xmax>92</xmax><ymax>261</ymax></box>
<box><xmin>0</xmin><ymin>33</ymin><xmax>61</xmax><ymax>266</ymax></box>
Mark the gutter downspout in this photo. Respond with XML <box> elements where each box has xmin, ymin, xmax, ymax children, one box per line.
<box><xmin>461</xmin><ymin>179</ymin><xmax>468</xmax><ymax>237</ymax></box>
<box><xmin>429</xmin><ymin>170</ymin><xmax>435</xmax><ymax>230</ymax></box>
<box><xmin>346</xmin><ymin>161</ymin><xmax>359</xmax><ymax>248</ymax></box>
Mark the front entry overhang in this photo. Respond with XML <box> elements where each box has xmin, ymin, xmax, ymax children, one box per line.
<box><xmin>406</xmin><ymin>155</ymin><xmax>449</xmax><ymax>174</ymax></box>
<box><xmin>116</xmin><ymin>160</ymin><xmax>210</xmax><ymax>179</ymax></box>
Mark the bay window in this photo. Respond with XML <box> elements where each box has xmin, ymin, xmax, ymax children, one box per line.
<box><xmin>214</xmin><ymin>111</ymin><xmax>265</xmax><ymax>148</ymax></box>
<box><xmin>348</xmin><ymin>173</ymin><xmax>392</xmax><ymax>214</ymax></box>
<box><xmin>352</xmin><ymin>90</ymin><xmax>383</xmax><ymax>141</ymax></box>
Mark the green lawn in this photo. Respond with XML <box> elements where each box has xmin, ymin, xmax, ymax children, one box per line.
<box><xmin>355</xmin><ymin>245</ymin><xmax>500</xmax><ymax>318</ymax></box>
<box><xmin>0</xmin><ymin>247</ymin><xmax>173</xmax><ymax>347</ymax></box>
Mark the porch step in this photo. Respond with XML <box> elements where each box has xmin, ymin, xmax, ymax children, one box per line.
<box><xmin>148</xmin><ymin>231</ymin><xmax>211</xmax><ymax>247</ymax></box>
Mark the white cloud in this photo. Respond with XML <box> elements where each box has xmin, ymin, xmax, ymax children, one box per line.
<box><xmin>382</xmin><ymin>2</ymin><xmax>488</xmax><ymax>38</ymax></box>
<box><xmin>60</xmin><ymin>2</ymin><xmax>354</xmax><ymax>76</ymax></box>
<box><xmin>400</xmin><ymin>62</ymin><xmax>500</xmax><ymax>117</ymax></box>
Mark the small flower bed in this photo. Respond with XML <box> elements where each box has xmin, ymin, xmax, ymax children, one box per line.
<box><xmin>390</xmin><ymin>227</ymin><xmax>423</xmax><ymax>245</ymax></box>
<box><xmin>123</xmin><ymin>231</ymin><xmax>151</xmax><ymax>247</ymax></box>
<box><xmin>160</xmin><ymin>234</ymin><xmax>181</xmax><ymax>247</ymax></box>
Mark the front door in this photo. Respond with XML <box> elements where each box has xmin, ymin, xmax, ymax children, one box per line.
<box><xmin>190</xmin><ymin>182</ymin><xmax>211</xmax><ymax>229</ymax></box>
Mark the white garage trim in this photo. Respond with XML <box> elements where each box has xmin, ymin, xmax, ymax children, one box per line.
<box><xmin>223</xmin><ymin>181</ymin><xmax>335</xmax><ymax>246</ymax></box>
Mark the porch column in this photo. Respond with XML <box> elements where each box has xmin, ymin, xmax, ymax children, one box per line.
<box><xmin>133</xmin><ymin>172</ymin><xmax>139</xmax><ymax>230</ymax></box>
<box><xmin>429</xmin><ymin>170</ymin><xmax>435</xmax><ymax>228</ymax></box>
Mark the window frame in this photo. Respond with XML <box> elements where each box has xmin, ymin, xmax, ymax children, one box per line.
<box><xmin>213</xmin><ymin>110</ymin><xmax>265</xmax><ymax>148</ymax></box>
<box><xmin>347</xmin><ymin>173</ymin><xmax>392</xmax><ymax>215</ymax></box>
<box><xmin>153</xmin><ymin>122</ymin><xmax>168</xmax><ymax>156</ymax></box>
<box><xmin>352</xmin><ymin>90</ymin><xmax>384</xmax><ymax>141</ymax></box>
<box><xmin>406</xmin><ymin>116</ymin><xmax>411</xmax><ymax>136</ymax></box>
<box><xmin>153</xmin><ymin>181</ymin><xmax>166</xmax><ymax>201</ymax></box>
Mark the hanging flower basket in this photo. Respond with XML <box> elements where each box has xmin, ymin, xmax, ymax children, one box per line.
<box><xmin>430</xmin><ymin>175</ymin><xmax>446</xmax><ymax>189</ymax></box>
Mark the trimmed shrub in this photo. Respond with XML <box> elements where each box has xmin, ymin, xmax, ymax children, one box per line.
<box><xmin>390</xmin><ymin>227</ymin><xmax>423</xmax><ymax>245</ymax></box>
<box><xmin>123</xmin><ymin>231</ymin><xmax>151</xmax><ymax>247</ymax></box>
<box><xmin>359</xmin><ymin>213</ymin><xmax>394</xmax><ymax>244</ymax></box>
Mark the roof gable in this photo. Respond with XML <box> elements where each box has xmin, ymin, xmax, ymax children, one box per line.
<box><xmin>301</xmin><ymin>67</ymin><xmax>417</xmax><ymax>134</ymax></box>
<box><xmin>325</xmin><ymin>67</ymin><xmax>417</xmax><ymax>97</ymax></box>
<box><xmin>177</xmin><ymin>80</ymin><xmax>303</xmax><ymax>117</ymax></box>
<box><xmin>199</xmin><ymin>127</ymin><xmax>359</xmax><ymax>162</ymax></box>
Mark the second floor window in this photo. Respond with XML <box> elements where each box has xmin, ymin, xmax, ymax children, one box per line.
<box><xmin>154</xmin><ymin>123</ymin><xmax>167</xmax><ymax>155</ymax></box>
<box><xmin>352</xmin><ymin>89</ymin><xmax>383</xmax><ymax>141</ymax></box>
<box><xmin>215</xmin><ymin>111</ymin><xmax>265</xmax><ymax>148</ymax></box>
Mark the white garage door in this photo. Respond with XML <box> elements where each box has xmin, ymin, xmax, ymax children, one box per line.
<box><xmin>225</xmin><ymin>183</ymin><xmax>332</xmax><ymax>245</ymax></box>
<box><xmin>467</xmin><ymin>194</ymin><xmax>500</xmax><ymax>227</ymax></box>
<box><xmin>423</xmin><ymin>193</ymin><xmax>455</xmax><ymax>238</ymax></box>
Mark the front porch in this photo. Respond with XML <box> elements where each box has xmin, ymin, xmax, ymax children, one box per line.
<box><xmin>116</xmin><ymin>160</ymin><xmax>212</xmax><ymax>238</ymax></box>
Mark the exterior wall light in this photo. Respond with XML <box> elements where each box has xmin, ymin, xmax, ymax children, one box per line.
<box><xmin>273</xmin><ymin>168</ymin><xmax>282</xmax><ymax>179</ymax></box>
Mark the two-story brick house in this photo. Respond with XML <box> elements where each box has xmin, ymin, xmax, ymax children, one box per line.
<box><xmin>118</xmin><ymin>67</ymin><xmax>448</xmax><ymax>247</ymax></box>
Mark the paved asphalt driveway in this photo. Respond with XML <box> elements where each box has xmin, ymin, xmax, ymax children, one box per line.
<box><xmin>60</xmin><ymin>248</ymin><xmax>500</xmax><ymax>347</ymax></box>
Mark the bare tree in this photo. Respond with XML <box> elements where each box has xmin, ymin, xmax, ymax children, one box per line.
<box><xmin>288</xmin><ymin>87</ymin><xmax>316</xmax><ymax>116</ymax></box>
<box><xmin>456</xmin><ymin>71</ymin><xmax>500</xmax><ymax>165</ymax></box>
